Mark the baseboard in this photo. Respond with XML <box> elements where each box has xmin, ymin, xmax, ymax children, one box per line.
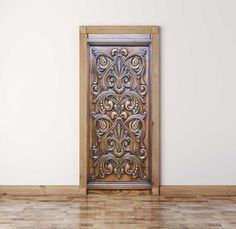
<box><xmin>0</xmin><ymin>186</ymin><xmax>80</xmax><ymax>196</ymax></box>
<box><xmin>0</xmin><ymin>185</ymin><xmax>235</xmax><ymax>196</ymax></box>
<box><xmin>160</xmin><ymin>185</ymin><xmax>236</xmax><ymax>197</ymax></box>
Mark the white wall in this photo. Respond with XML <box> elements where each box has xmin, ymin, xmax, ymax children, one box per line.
<box><xmin>0</xmin><ymin>0</ymin><xmax>235</xmax><ymax>185</ymax></box>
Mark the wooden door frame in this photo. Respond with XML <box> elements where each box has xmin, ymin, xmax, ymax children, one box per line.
<box><xmin>79</xmin><ymin>26</ymin><xmax>160</xmax><ymax>195</ymax></box>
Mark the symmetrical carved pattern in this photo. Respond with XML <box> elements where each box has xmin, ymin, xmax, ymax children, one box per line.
<box><xmin>90</xmin><ymin>47</ymin><xmax>148</xmax><ymax>180</ymax></box>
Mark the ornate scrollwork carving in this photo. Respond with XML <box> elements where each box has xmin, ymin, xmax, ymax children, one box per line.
<box><xmin>90</xmin><ymin>47</ymin><xmax>148</xmax><ymax>180</ymax></box>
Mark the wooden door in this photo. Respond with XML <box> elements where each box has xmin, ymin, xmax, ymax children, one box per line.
<box><xmin>80</xmin><ymin>26</ymin><xmax>160</xmax><ymax>194</ymax></box>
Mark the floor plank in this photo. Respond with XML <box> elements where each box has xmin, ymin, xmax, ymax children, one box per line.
<box><xmin>0</xmin><ymin>195</ymin><xmax>235</xmax><ymax>228</ymax></box>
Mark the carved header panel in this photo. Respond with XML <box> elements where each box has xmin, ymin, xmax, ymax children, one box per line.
<box><xmin>89</xmin><ymin>46</ymin><xmax>150</xmax><ymax>183</ymax></box>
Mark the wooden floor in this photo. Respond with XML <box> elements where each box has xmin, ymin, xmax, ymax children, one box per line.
<box><xmin>0</xmin><ymin>195</ymin><xmax>235</xmax><ymax>229</ymax></box>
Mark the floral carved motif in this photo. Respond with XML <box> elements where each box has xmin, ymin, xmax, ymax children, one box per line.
<box><xmin>90</xmin><ymin>47</ymin><xmax>148</xmax><ymax>180</ymax></box>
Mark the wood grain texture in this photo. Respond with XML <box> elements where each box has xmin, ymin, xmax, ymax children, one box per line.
<box><xmin>0</xmin><ymin>195</ymin><xmax>235</xmax><ymax>228</ymax></box>
<box><xmin>1</xmin><ymin>186</ymin><xmax>236</xmax><ymax>196</ymax></box>
<box><xmin>79</xmin><ymin>26</ymin><xmax>88</xmax><ymax>195</ymax></box>
<box><xmin>151</xmin><ymin>27</ymin><xmax>160</xmax><ymax>195</ymax></box>
<box><xmin>87</xmin><ymin>182</ymin><xmax>151</xmax><ymax>190</ymax></box>
<box><xmin>86</xmin><ymin>26</ymin><xmax>160</xmax><ymax>34</ymax></box>
<box><xmin>88</xmin><ymin>189</ymin><xmax>151</xmax><ymax>195</ymax></box>
<box><xmin>160</xmin><ymin>185</ymin><xmax>236</xmax><ymax>197</ymax></box>
<box><xmin>0</xmin><ymin>186</ymin><xmax>80</xmax><ymax>196</ymax></box>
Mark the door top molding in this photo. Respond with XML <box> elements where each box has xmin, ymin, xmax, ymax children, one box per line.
<box><xmin>80</xmin><ymin>26</ymin><xmax>159</xmax><ymax>34</ymax></box>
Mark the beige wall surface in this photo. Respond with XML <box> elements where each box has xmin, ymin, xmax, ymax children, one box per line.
<box><xmin>0</xmin><ymin>0</ymin><xmax>235</xmax><ymax>185</ymax></box>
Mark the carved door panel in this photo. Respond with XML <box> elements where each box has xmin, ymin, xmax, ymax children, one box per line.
<box><xmin>80</xmin><ymin>27</ymin><xmax>159</xmax><ymax>193</ymax></box>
